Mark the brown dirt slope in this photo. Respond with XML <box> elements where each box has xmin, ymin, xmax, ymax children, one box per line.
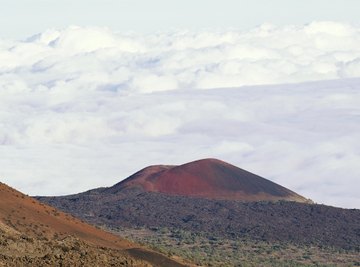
<box><xmin>0</xmin><ymin>182</ymin><xmax>189</xmax><ymax>267</ymax></box>
<box><xmin>108</xmin><ymin>158</ymin><xmax>309</xmax><ymax>202</ymax></box>
<box><xmin>0</xmin><ymin>182</ymin><xmax>132</xmax><ymax>249</ymax></box>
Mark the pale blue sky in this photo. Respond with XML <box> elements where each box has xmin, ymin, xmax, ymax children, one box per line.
<box><xmin>1</xmin><ymin>0</ymin><xmax>360</xmax><ymax>39</ymax></box>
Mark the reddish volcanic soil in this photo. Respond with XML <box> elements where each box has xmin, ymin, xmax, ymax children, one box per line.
<box><xmin>0</xmin><ymin>182</ymin><xmax>189</xmax><ymax>267</ymax></box>
<box><xmin>108</xmin><ymin>158</ymin><xmax>309</xmax><ymax>202</ymax></box>
<box><xmin>0</xmin><ymin>182</ymin><xmax>132</xmax><ymax>249</ymax></box>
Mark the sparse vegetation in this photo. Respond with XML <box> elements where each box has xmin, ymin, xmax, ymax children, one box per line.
<box><xmin>0</xmin><ymin>229</ymin><xmax>146</xmax><ymax>267</ymax></box>
<box><xmin>114</xmin><ymin>226</ymin><xmax>360</xmax><ymax>267</ymax></box>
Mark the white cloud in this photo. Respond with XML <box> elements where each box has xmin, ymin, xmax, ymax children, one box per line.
<box><xmin>1</xmin><ymin>22</ymin><xmax>360</xmax><ymax>209</ymax></box>
<box><xmin>1</xmin><ymin>22</ymin><xmax>360</xmax><ymax>93</ymax></box>
<box><xmin>340</xmin><ymin>58</ymin><xmax>360</xmax><ymax>78</ymax></box>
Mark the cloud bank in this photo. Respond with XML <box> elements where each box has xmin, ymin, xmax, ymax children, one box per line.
<box><xmin>1</xmin><ymin>21</ymin><xmax>360</xmax><ymax>94</ymax></box>
<box><xmin>1</xmin><ymin>22</ymin><xmax>360</xmax><ymax>209</ymax></box>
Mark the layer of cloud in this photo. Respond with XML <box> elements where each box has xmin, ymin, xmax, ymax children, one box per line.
<box><xmin>1</xmin><ymin>77</ymin><xmax>360</xmax><ymax>208</ymax></box>
<box><xmin>1</xmin><ymin>21</ymin><xmax>360</xmax><ymax>94</ymax></box>
<box><xmin>1</xmin><ymin>22</ymin><xmax>360</xmax><ymax>209</ymax></box>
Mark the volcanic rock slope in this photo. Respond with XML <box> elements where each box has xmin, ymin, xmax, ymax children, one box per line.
<box><xmin>0</xmin><ymin>182</ymin><xmax>188</xmax><ymax>267</ymax></box>
<box><xmin>38</xmin><ymin>159</ymin><xmax>360</xmax><ymax>250</ymax></box>
<box><xmin>106</xmin><ymin>158</ymin><xmax>309</xmax><ymax>202</ymax></box>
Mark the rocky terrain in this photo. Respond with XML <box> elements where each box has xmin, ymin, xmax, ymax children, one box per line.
<box><xmin>36</xmin><ymin>159</ymin><xmax>360</xmax><ymax>266</ymax></box>
<box><xmin>0</xmin><ymin>182</ymin><xmax>188</xmax><ymax>267</ymax></box>
<box><xmin>0</xmin><ymin>228</ymin><xmax>146</xmax><ymax>267</ymax></box>
<box><xmin>38</xmin><ymin>188</ymin><xmax>360</xmax><ymax>250</ymax></box>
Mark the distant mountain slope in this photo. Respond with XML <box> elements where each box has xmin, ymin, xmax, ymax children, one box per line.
<box><xmin>36</xmin><ymin>159</ymin><xmax>359</xmax><ymax>251</ymax></box>
<box><xmin>0</xmin><ymin>182</ymin><xmax>188</xmax><ymax>267</ymax></box>
<box><xmin>38</xmin><ymin>188</ymin><xmax>360</xmax><ymax>251</ymax></box>
<box><xmin>107</xmin><ymin>158</ymin><xmax>310</xmax><ymax>202</ymax></box>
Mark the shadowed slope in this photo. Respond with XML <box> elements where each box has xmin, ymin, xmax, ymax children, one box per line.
<box><xmin>108</xmin><ymin>158</ymin><xmax>309</xmax><ymax>202</ymax></box>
